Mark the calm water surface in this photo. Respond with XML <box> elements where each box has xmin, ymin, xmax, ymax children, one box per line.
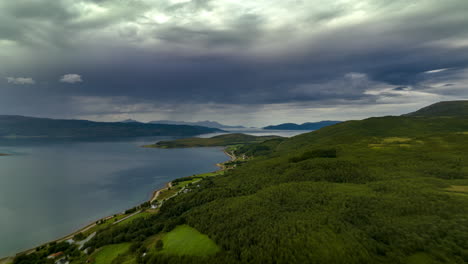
<box><xmin>199</xmin><ymin>129</ymin><xmax>312</xmax><ymax>138</ymax></box>
<box><xmin>0</xmin><ymin>137</ymin><xmax>227</xmax><ymax>257</ymax></box>
<box><xmin>0</xmin><ymin>130</ymin><xmax>310</xmax><ymax>257</ymax></box>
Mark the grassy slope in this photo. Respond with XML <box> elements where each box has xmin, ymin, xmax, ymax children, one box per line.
<box><xmin>160</xmin><ymin>225</ymin><xmax>220</xmax><ymax>257</ymax></box>
<box><xmin>91</xmin><ymin>243</ymin><xmax>131</xmax><ymax>264</ymax></box>
<box><xmin>79</xmin><ymin>212</ymin><xmax>141</xmax><ymax>238</ymax></box>
<box><xmin>116</xmin><ymin>212</ymin><xmax>153</xmax><ymax>226</ymax></box>
<box><xmin>0</xmin><ymin>258</ymin><xmax>12</xmax><ymax>264</ymax></box>
<box><xmin>145</xmin><ymin>133</ymin><xmax>281</xmax><ymax>148</ymax></box>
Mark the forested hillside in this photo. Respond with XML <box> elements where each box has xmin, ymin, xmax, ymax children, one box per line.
<box><xmin>404</xmin><ymin>100</ymin><xmax>468</xmax><ymax>117</ymax></box>
<box><xmin>14</xmin><ymin>102</ymin><xmax>468</xmax><ymax>264</ymax></box>
<box><xmin>145</xmin><ymin>133</ymin><xmax>281</xmax><ymax>148</ymax></box>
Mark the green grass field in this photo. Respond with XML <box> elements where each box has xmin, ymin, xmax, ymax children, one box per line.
<box><xmin>196</xmin><ymin>171</ymin><xmax>224</xmax><ymax>177</ymax></box>
<box><xmin>157</xmin><ymin>187</ymin><xmax>181</xmax><ymax>201</ymax></box>
<box><xmin>406</xmin><ymin>252</ymin><xmax>437</xmax><ymax>264</ymax></box>
<box><xmin>92</xmin><ymin>243</ymin><xmax>131</xmax><ymax>264</ymax></box>
<box><xmin>160</xmin><ymin>225</ymin><xmax>220</xmax><ymax>257</ymax></box>
<box><xmin>0</xmin><ymin>258</ymin><xmax>13</xmax><ymax>264</ymax></box>
<box><xmin>445</xmin><ymin>185</ymin><xmax>468</xmax><ymax>193</ymax></box>
<box><xmin>116</xmin><ymin>212</ymin><xmax>153</xmax><ymax>226</ymax></box>
<box><xmin>157</xmin><ymin>176</ymin><xmax>210</xmax><ymax>202</ymax></box>
<box><xmin>79</xmin><ymin>213</ymin><xmax>134</xmax><ymax>237</ymax></box>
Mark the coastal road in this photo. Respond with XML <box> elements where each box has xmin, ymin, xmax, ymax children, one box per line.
<box><xmin>113</xmin><ymin>210</ymin><xmax>142</xmax><ymax>225</ymax></box>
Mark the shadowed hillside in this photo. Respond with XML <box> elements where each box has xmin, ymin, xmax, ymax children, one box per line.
<box><xmin>0</xmin><ymin>115</ymin><xmax>221</xmax><ymax>138</ymax></box>
<box><xmin>404</xmin><ymin>100</ymin><xmax>468</xmax><ymax>117</ymax></box>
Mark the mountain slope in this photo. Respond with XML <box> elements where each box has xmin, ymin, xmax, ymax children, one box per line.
<box><xmin>0</xmin><ymin>115</ymin><xmax>221</xmax><ymax>138</ymax></box>
<box><xmin>404</xmin><ymin>100</ymin><xmax>468</xmax><ymax>117</ymax></box>
<box><xmin>277</xmin><ymin>115</ymin><xmax>468</xmax><ymax>153</ymax></box>
<box><xmin>263</xmin><ymin>121</ymin><xmax>341</xmax><ymax>130</ymax></box>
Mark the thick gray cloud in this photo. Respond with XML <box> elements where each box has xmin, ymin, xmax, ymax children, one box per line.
<box><xmin>0</xmin><ymin>0</ymin><xmax>468</xmax><ymax>125</ymax></box>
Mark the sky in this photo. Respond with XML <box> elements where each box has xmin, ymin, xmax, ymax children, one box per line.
<box><xmin>1</xmin><ymin>0</ymin><xmax>468</xmax><ymax>126</ymax></box>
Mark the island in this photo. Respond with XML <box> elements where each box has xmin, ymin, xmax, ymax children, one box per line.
<box><xmin>143</xmin><ymin>133</ymin><xmax>282</xmax><ymax>148</ymax></box>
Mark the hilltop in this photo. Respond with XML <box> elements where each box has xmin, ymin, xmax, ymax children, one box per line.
<box><xmin>0</xmin><ymin>115</ymin><xmax>221</xmax><ymax>138</ymax></box>
<box><xmin>404</xmin><ymin>100</ymin><xmax>468</xmax><ymax>117</ymax></box>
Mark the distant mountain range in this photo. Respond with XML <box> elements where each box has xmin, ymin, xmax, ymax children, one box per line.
<box><xmin>120</xmin><ymin>119</ymin><xmax>141</xmax><ymax>123</ymax></box>
<box><xmin>148</xmin><ymin>120</ymin><xmax>245</xmax><ymax>129</ymax></box>
<box><xmin>0</xmin><ymin>116</ymin><xmax>221</xmax><ymax>138</ymax></box>
<box><xmin>263</xmin><ymin>121</ymin><xmax>341</xmax><ymax>130</ymax></box>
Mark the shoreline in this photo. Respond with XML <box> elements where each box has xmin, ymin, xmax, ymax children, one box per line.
<box><xmin>149</xmin><ymin>149</ymin><xmax>235</xmax><ymax>203</ymax></box>
<box><xmin>2</xmin><ymin>148</ymin><xmax>235</xmax><ymax>261</ymax></box>
<box><xmin>149</xmin><ymin>181</ymin><xmax>173</xmax><ymax>203</ymax></box>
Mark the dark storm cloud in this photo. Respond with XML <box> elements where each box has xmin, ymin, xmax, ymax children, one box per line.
<box><xmin>1</xmin><ymin>0</ymin><xmax>468</xmax><ymax>123</ymax></box>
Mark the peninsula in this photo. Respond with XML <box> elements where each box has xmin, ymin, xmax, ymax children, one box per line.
<box><xmin>143</xmin><ymin>133</ymin><xmax>282</xmax><ymax>148</ymax></box>
<box><xmin>263</xmin><ymin>120</ymin><xmax>341</xmax><ymax>130</ymax></box>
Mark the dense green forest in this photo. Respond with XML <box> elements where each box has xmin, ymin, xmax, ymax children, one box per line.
<box><xmin>14</xmin><ymin>101</ymin><xmax>468</xmax><ymax>264</ymax></box>
<box><xmin>145</xmin><ymin>133</ymin><xmax>281</xmax><ymax>148</ymax></box>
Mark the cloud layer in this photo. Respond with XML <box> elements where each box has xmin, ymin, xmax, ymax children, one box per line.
<box><xmin>0</xmin><ymin>0</ymin><xmax>468</xmax><ymax>125</ymax></box>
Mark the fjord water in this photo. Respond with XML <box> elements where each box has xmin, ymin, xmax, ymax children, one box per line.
<box><xmin>198</xmin><ymin>129</ymin><xmax>311</xmax><ymax>138</ymax></box>
<box><xmin>0</xmin><ymin>130</ymin><xmax>309</xmax><ymax>257</ymax></box>
<box><xmin>0</xmin><ymin>137</ymin><xmax>228</xmax><ymax>257</ymax></box>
